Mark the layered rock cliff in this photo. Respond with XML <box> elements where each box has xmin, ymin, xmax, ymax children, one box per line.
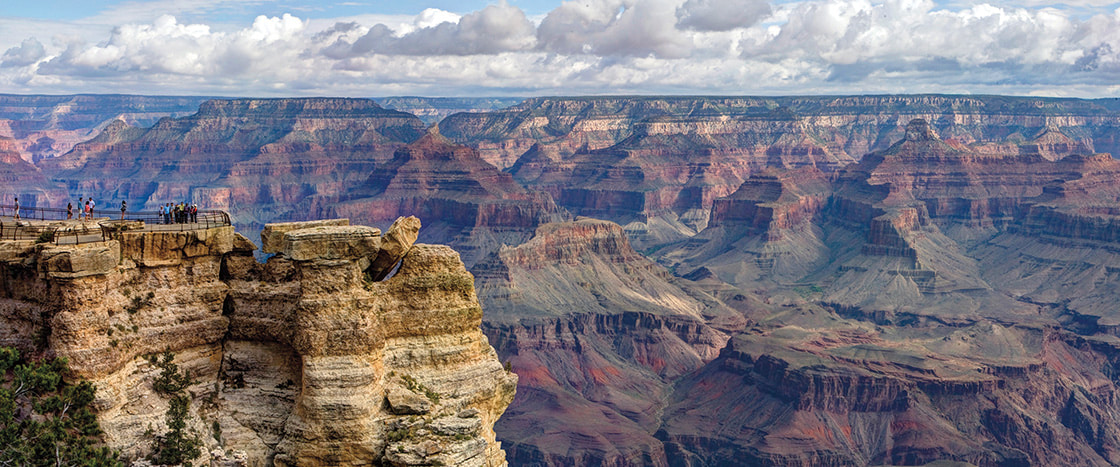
<box><xmin>441</xmin><ymin>95</ymin><xmax>1120</xmax><ymax>171</ymax></box>
<box><xmin>0</xmin><ymin>94</ymin><xmax>209</xmax><ymax>163</ymax></box>
<box><xmin>476</xmin><ymin>218</ymin><xmax>747</xmax><ymax>465</ymax></box>
<box><xmin>40</xmin><ymin>98</ymin><xmax>426</xmax><ymax>227</ymax></box>
<box><xmin>0</xmin><ymin>136</ymin><xmax>68</xmax><ymax>207</ymax></box>
<box><xmin>328</xmin><ymin>132</ymin><xmax>568</xmax><ymax>268</ymax></box>
<box><xmin>11</xmin><ymin>94</ymin><xmax>1120</xmax><ymax>466</ymax></box>
<box><xmin>0</xmin><ymin>218</ymin><xmax>515</xmax><ymax>466</ymax></box>
<box><xmin>440</xmin><ymin>95</ymin><xmax>1120</xmax><ymax>250</ymax></box>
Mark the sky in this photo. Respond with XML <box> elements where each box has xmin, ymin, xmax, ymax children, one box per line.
<box><xmin>3</xmin><ymin>0</ymin><xmax>1120</xmax><ymax>98</ymax></box>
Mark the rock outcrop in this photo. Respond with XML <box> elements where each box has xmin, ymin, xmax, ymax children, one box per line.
<box><xmin>0</xmin><ymin>218</ymin><xmax>515</xmax><ymax>466</ymax></box>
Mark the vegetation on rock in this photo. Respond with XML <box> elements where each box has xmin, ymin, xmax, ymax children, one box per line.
<box><xmin>0</xmin><ymin>347</ymin><xmax>121</xmax><ymax>466</ymax></box>
<box><xmin>146</xmin><ymin>350</ymin><xmax>202</xmax><ymax>466</ymax></box>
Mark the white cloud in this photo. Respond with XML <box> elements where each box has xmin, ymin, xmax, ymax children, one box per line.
<box><xmin>39</xmin><ymin>14</ymin><xmax>307</xmax><ymax>78</ymax></box>
<box><xmin>537</xmin><ymin>0</ymin><xmax>693</xmax><ymax>58</ymax></box>
<box><xmin>1</xmin><ymin>38</ymin><xmax>46</xmax><ymax>68</ymax></box>
<box><xmin>676</xmin><ymin>0</ymin><xmax>772</xmax><ymax>31</ymax></box>
<box><xmin>4</xmin><ymin>0</ymin><xmax>1120</xmax><ymax>97</ymax></box>
<box><xmin>322</xmin><ymin>3</ymin><xmax>535</xmax><ymax>57</ymax></box>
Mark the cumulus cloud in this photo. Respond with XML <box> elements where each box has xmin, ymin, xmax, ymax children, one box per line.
<box><xmin>38</xmin><ymin>14</ymin><xmax>307</xmax><ymax>78</ymax></box>
<box><xmin>5</xmin><ymin>0</ymin><xmax>1120</xmax><ymax>96</ymax></box>
<box><xmin>322</xmin><ymin>3</ymin><xmax>535</xmax><ymax>57</ymax></box>
<box><xmin>676</xmin><ymin>0</ymin><xmax>772</xmax><ymax>31</ymax></box>
<box><xmin>1</xmin><ymin>38</ymin><xmax>46</xmax><ymax>68</ymax></box>
<box><xmin>739</xmin><ymin>0</ymin><xmax>1119</xmax><ymax>86</ymax></box>
<box><xmin>537</xmin><ymin>0</ymin><xmax>693</xmax><ymax>58</ymax></box>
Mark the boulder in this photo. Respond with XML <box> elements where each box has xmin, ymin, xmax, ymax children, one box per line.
<box><xmin>369</xmin><ymin>216</ymin><xmax>421</xmax><ymax>280</ymax></box>
<box><xmin>232</xmin><ymin>233</ymin><xmax>257</xmax><ymax>253</ymax></box>
<box><xmin>386</xmin><ymin>385</ymin><xmax>432</xmax><ymax>415</ymax></box>
<box><xmin>281</xmin><ymin>225</ymin><xmax>381</xmax><ymax>261</ymax></box>
<box><xmin>261</xmin><ymin>219</ymin><xmax>349</xmax><ymax>254</ymax></box>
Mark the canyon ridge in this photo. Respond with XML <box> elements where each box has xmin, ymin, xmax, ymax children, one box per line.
<box><xmin>7</xmin><ymin>94</ymin><xmax>1120</xmax><ymax>465</ymax></box>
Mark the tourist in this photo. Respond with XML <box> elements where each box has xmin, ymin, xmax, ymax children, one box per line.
<box><xmin>83</xmin><ymin>199</ymin><xmax>90</xmax><ymax>221</ymax></box>
<box><xmin>13</xmin><ymin>197</ymin><xmax>18</xmax><ymax>221</ymax></box>
<box><xmin>67</xmin><ymin>201</ymin><xmax>73</xmax><ymax>220</ymax></box>
<box><xmin>120</xmin><ymin>200</ymin><xmax>127</xmax><ymax>220</ymax></box>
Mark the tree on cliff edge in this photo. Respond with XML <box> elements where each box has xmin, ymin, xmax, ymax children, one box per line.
<box><xmin>0</xmin><ymin>347</ymin><xmax>122</xmax><ymax>466</ymax></box>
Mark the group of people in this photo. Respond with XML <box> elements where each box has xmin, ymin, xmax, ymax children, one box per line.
<box><xmin>8</xmin><ymin>197</ymin><xmax>202</xmax><ymax>224</ymax></box>
<box><xmin>65</xmin><ymin>197</ymin><xmax>97</xmax><ymax>221</ymax></box>
<box><xmin>159</xmin><ymin>202</ymin><xmax>199</xmax><ymax>224</ymax></box>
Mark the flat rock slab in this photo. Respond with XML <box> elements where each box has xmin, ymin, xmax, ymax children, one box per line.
<box><xmin>261</xmin><ymin>219</ymin><xmax>350</xmax><ymax>254</ymax></box>
<box><xmin>38</xmin><ymin>241</ymin><xmax>121</xmax><ymax>278</ymax></box>
<box><xmin>282</xmin><ymin>225</ymin><xmax>381</xmax><ymax>261</ymax></box>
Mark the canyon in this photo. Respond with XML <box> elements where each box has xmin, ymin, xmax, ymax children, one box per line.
<box><xmin>7</xmin><ymin>94</ymin><xmax>1120</xmax><ymax>465</ymax></box>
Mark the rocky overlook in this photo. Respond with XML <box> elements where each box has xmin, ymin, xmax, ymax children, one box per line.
<box><xmin>0</xmin><ymin>216</ymin><xmax>515</xmax><ymax>466</ymax></box>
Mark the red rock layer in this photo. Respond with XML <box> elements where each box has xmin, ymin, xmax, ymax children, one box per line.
<box><xmin>329</xmin><ymin>132</ymin><xmax>567</xmax><ymax>267</ymax></box>
<box><xmin>476</xmin><ymin>218</ymin><xmax>743</xmax><ymax>466</ymax></box>
<box><xmin>40</xmin><ymin>98</ymin><xmax>426</xmax><ymax>230</ymax></box>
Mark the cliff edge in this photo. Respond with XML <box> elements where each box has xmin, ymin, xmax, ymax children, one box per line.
<box><xmin>0</xmin><ymin>216</ymin><xmax>516</xmax><ymax>466</ymax></box>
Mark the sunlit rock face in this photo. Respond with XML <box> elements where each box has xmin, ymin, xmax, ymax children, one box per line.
<box><xmin>0</xmin><ymin>219</ymin><xmax>516</xmax><ymax>466</ymax></box>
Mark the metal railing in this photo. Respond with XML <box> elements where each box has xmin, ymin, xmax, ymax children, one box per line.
<box><xmin>0</xmin><ymin>204</ymin><xmax>232</xmax><ymax>245</ymax></box>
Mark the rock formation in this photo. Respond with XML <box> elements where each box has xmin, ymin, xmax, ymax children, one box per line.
<box><xmin>40</xmin><ymin>98</ymin><xmax>426</xmax><ymax>230</ymax></box>
<box><xmin>0</xmin><ymin>136</ymin><xmax>68</xmax><ymax>207</ymax></box>
<box><xmin>0</xmin><ymin>218</ymin><xmax>515</xmax><ymax>466</ymax></box>
<box><xmin>476</xmin><ymin>218</ymin><xmax>746</xmax><ymax>465</ymax></box>
<box><xmin>0</xmin><ymin>94</ymin><xmax>209</xmax><ymax>163</ymax></box>
<box><xmin>11</xmin><ymin>94</ymin><xmax>1120</xmax><ymax>466</ymax></box>
<box><xmin>328</xmin><ymin>131</ymin><xmax>567</xmax><ymax>268</ymax></box>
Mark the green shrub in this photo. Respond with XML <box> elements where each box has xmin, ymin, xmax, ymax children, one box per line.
<box><xmin>0</xmin><ymin>347</ymin><xmax>122</xmax><ymax>466</ymax></box>
<box><xmin>146</xmin><ymin>350</ymin><xmax>202</xmax><ymax>465</ymax></box>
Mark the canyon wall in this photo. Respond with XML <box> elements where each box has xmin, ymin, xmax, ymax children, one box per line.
<box><xmin>11</xmin><ymin>94</ymin><xmax>1120</xmax><ymax>466</ymax></box>
<box><xmin>0</xmin><ymin>218</ymin><xmax>515</xmax><ymax>466</ymax></box>
<box><xmin>0</xmin><ymin>94</ymin><xmax>209</xmax><ymax>162</ymax></box>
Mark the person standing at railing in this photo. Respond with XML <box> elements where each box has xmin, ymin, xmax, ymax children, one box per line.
<box><xmin>67</xmin><ymin>202</ymin><xmax>73</xmax><ymax>220</ymax></box>
<box><xmin>83</xmin><ymin>199</ymin><xmax>90</xmax><ymax>221</ymax></box>
<box><xmin>89</xmin><ymin>198</ymin><xmax>95</xmax><ymax>219</ymax></box>
<box><xmin>120</xmin><ymin>200</ymin><xmax>126</xmax><ymax>220</ymax></box>
<box><xmin>13</xmin><ymin>197</ymin><xmax>18</xmax><ymax>221</ymax></box>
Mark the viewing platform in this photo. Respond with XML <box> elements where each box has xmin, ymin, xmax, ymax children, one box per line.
<box><xmin>0</xmin><ymin>204</ymin><xmax>231</xmax><ymax>245</ymax></box>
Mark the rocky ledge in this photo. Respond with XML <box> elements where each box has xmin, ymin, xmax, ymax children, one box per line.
<box><xmin>0</xmin><ymin>216</ymin><xmax>516</xmax><ymax>466</ymax></box>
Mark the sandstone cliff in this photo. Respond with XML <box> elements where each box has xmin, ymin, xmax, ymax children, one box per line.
<box><xmin>0</xmin><ymin>218</ymin><xmax>515</xmax><ymax>466</ymax></box>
